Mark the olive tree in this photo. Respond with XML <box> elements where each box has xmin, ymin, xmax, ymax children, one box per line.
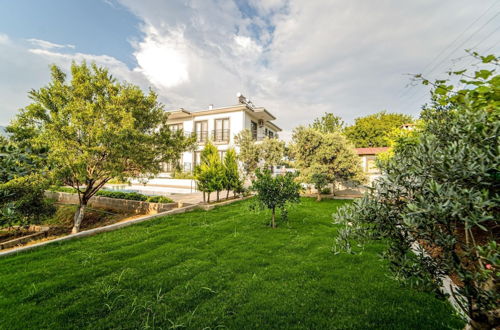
<box><xmin>8</xmin><ymin>62</ymin><xmax>194</xmax><ymax>233</ymax></box>
<box><xmin>334</xmin><ymin>54</ymin><xmax>499</xmax><ymax>329</ymax></box>
<box><xmin>260</xmin><ymin>136</ymin><xmax>285</xmax><ymax>170</ymax></box>
<box><xmin>290</xmin><ymin>127</ymin><xmax>365</xmax><ymax>192</ymax></box>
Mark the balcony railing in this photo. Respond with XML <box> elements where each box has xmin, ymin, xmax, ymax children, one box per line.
<box><xmin>212</xmin><ymin>129</ymin><xmax>230</xmax><ymax>143</ymax></box>
<box><xmin>195</xmin><ymin>131</ymin><xmax>209</xmax><ymax>143</ymax></box>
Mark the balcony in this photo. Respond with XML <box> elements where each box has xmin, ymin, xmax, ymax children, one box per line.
<box><xmin>195</xmin><ymin>131</ymin><xmax>209</xmax><ymax>143</ymax></box>
<box><xmin>212</xmin><ymin>129</ymin><xmax>230</xmax><ymax>143</ymax></box>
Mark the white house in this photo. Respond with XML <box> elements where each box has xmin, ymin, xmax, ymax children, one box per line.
<box><xmin>161</xmin><ymin>94</ymin><xmax>281</xmax><ymax>176</ymax></box>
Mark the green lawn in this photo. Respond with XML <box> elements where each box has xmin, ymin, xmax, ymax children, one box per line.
<box><xmin>0</xmin><ymin>198</ymin><xmax>463</xmax><ymax>329</ymax></box>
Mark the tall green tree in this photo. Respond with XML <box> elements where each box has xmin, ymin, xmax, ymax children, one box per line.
<box><xmin>8</xmin><ymin>62</ymin><xmax>194</xmax><ymax>233</ymax></box>
<box><xmin>344</xmin><ymin>111</ymin><xmax>413</xmax><ymax>147</ymax></box>
<box><xmin>223</xmin><ymin>148</ymin><xmax>240</xmax><ymax>199</ymax></box>
<box><xmin>195</xmin><ymin>141</ymin><xmax>224</xmax><ymax>202</ymax></box>
<box><xmin>311</xmin><ymin>112</ymin><xmax>345</xmax><ymax>133</ymax></box>
<box><xmin>291</xmin><ymin>127</ymin><xmax>365</xmax><ymax>191</ymax></box>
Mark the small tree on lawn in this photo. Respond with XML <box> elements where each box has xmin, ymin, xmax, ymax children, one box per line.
<box><xmin>251</xmin><ymin>169</ymin><xmax>301</xmax><ymax>228</ymax></box>
<box><xmin>8</xmin><ymin>62</ymin><xmax>194</xmax><ymax>233</ymax></box>
<box><xmin>223</xmin><ymin>148</ymin><xmax>240</xmax><ymax>199</ymax></box>
<box><xmin>235</xmin><ymin>129</ymin><xmax>260</xmax><ymax>178</ymax></box>
<box><xmin>195</xmin><ymin>141</ymin><xmax>222</xmax><ymax>202</ymax></box>
<box><xmin>310</xmin><ymin>171</ymin><xmax>328</xmax><ymax>201</ymax></box>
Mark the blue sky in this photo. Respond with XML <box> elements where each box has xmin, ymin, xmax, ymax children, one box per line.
<box><xmin>0</xmin><ymin>0</ymin><xmax>498</xmax><ymax>140</ymax></box>
<box><xmin>0</xmin><ymin>0</ymin><xmax>142</xmax><ymax>67</ymax></box>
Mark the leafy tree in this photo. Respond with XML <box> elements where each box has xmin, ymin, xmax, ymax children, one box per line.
<box><xmin>234</xmin><ymin>129</ymin><xmax>260</xmax><ymax>178</ymax></box>
<box><xmin>290</xmin><ymin>127</ymin><xmax>365</xmax><ymax>191</ymax></box>
<box><xmin>0</xmin><ymin>140</ymin><xmax>54</xmax><ymax>228</ymax></box>
<box><xmin>8</xmin><ymin>62</ymin><xmax>194</xmax><ymax>233</ymax></box>
<box><xmin>344</xmin><ymin>111</ymin><xmax>413</xmax><ymax>147</ymax></box>
<box><xmin>223</xmin><ymin>148</ymin><xmax>241</xmax><ymax>199</ymax></box>
<box><xmin>310</xmin><ymin>172</ymin><xmax>328</xmax><ymax>201</ymax></box>
<box><xmin>0</xmin><ymin>175</ymin><xmax>55</xmax><ymax>228</ymax></box>
<box><xmin>259</xmin><ymin>136</ymin><xmax>285</xmax><ymax>170</ymax></box>
<box><xmin>195</xmin><ymin>141</ymin><xmax>224</xmax><ymax>202</ymax></box>
<box><xmin>311</xmin><ymin>112</ymin><xmax>345</xmax><ymax>133</ymax></box>
<box><xmin>251</xmin><ymin>169</ymin><xmax>301</xmax><ymax>228</ymax></box>
<box><xmin>334</xmin><ymin>54</ymin><xmax>499</xmax><ymax>329</ymax></box>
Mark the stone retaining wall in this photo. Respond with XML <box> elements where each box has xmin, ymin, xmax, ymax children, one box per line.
<box><xmin>45</xmin><ymin>191</ymin><xmax>178</xmax><ymax>214</ymax></box>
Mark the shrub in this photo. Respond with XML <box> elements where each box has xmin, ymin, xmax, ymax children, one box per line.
<box><xmin>146</xmin><ymin>196</ymin><xmax>174</xmax><ymax>204</ymax></box>
<box><xmin>333</xmin><ymin>54</ymin><xmax>499</xmax><ymax>329</ymax></box>
<box><xmin>0</xmin><ymin>175</ymin><xmax>55</xmax><ymax>228</ymax></box>
<box><xmin>95</xmin><ymin>190</ymin><xmax>148</xmax><ymax>201</ymax></box>
<box><xmin>250</xmin><ymin>169</ymin><xmax>301</xmax><ymax>228</ymax></box>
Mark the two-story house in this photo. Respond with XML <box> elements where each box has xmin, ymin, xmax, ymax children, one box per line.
<box><xmin>162</xmin><ymin>94</ymin><xmax>281</xmax><ymax>176</ymax></box>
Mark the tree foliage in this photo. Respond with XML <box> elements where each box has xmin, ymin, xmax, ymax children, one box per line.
<box><xmin>344</xmin><ymin>111</ymin><xmax>413</xmax><ymax>147</ymax></box>
<box><xmin>334</xmin><ymin>54</ymin><xmax>499</xmax><ymax>329</ymax></box>
<box><xmin>311</xmin><ymin>112</ymin><xmax>345</xmax><ymax>133</ymax></box>
<box><xmin>8</xmin><ymin>61</ymin><xmax>194</xmax><ymax>232</ymax></box>
<box><xmin>0</xmin><ymin>140</ymin><xmax>54</xmax><ymax>228</ymax></box>
<box><xmin>234</xmin><ymin>129</ymin><xmax>260</xmax><ymax>178</ymax></box>
<box><xmin>250</xmin><ymin>169</ymin><xmax>301</xmax><ymax>228</ymax></box>
<box><xmin>290</xmin><ymin>127</ymin><xmax>365</xmax><ymax>189</ymax></box>
<box><xmin>259</xmin><ymin>136</ymin><xmax>285</xmax><ymax>169</ymax></box>
<box><xmin>223</xmin><ymin>148</ymin><xmax>242</xmax><ymax>198</ymax></box>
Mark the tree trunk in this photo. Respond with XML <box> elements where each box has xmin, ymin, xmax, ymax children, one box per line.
<box><xmin>317</xmin><ymin>192</ymin><xmax>322</xmax><ymax>201</ymax></box>
<box><xmin>216</xmin><ymin>190</ymin><xmax>220</xmax><ymax>202</ymax></box>
<box><xmin>207</xmin><ymin>192</ymin><xmax>211</xmax><ymax>203</ymax></box>
<box><xmin>72</xmin><ymin>203</ymin><xmax>87</xmax><ymax>233</ymax></box>
<box><xmin>271</xmin><ymin>207</ymin><xmax>276</xmax><ymax>228</ymax></box>
<box><xmin>203</xmin><ymin>191</ymin><xmax>206</xmax><ymax>203</ymax></box>
<box><xmin>226</xmin><ymin>189</ymin><xmax>229</xmax><ymax>199</ymax></box>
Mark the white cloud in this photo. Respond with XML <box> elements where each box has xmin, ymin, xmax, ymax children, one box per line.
<box><xmin>133</xmin><ymin>26</ymin><xmax>189</xmax><ymax>89</ymax></box>
<box><xmin>0</xmin><ymin>33</ymin><xmax>9</xmax><ymax>45</ymax></box>
<box><xmin>27</xmin><ymin>38</ymin><xmax>75</xmax><ymax>50</ymax></box>
<box><xmin>1</xmin><ymin>0</ymin><xmax>499</xmax><ymax>133</ymax></box>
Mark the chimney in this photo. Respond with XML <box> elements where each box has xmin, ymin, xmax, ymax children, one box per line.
<box><xmin>208</xmin><ymin>104</ymin><xmax>213</xmax><ymax>110</ymax></box>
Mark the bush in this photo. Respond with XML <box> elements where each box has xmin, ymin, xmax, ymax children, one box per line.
<box><xmin>146</xmin><ymin>196</ymin><xmax>174</xmax><ymax>204</ymax></box>
<box><xmin>0</xmin><ymin>175</ymin><xmax>55</xmax><ymax>228</ymax></box>
<box><xmin>333</xmin><ymin>55</ymin><xmax>499</xmax><ymax>329</ymax></box>
<box><xmin>320</xmin><ymin>187</ymin><xmax>331</xmax><ymax>195</ymax></box>
<box><xmin>95</xmin><ymin>190</ymin><xmax>148</xmax><ymax>201</ymax></box>
<box><xmin>250</xmin><ymin>169</ymin><xmax>301</xmax><ymax>228</ymax></box>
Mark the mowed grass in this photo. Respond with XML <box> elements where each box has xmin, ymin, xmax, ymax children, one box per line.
<box><xmin>0</xmin><ymin>198</ymin><xmax>463</xmax><ymax>329</ymax></box>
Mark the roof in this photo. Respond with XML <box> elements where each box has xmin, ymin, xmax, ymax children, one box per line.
<box><xmin>166</xmin><ymin>103</ymin><xmax>281</xmax><ymax>131</ymax></box>
<box><xmin>355</xmin><ymin>147</ymin><xmax>389</xmax><ymax>155</ymax></box>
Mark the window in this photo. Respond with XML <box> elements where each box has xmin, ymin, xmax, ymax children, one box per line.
<box><xmin>194</xmin><ymin>151</ymin><xmax>202</xmax><ymax>167</ymax></box>
<box><xmin>169</xmin><ymin>123</ymin><xmax>183</xmax><ymax>131</ymax></box>
<box><xmin>195</xmin><ymin>121</ymin><xmax>208</xmax><ymax>143</ymax></box>
<box><xmin>214</xmin><ymin>118</ymin><xmax>230</xmax><ymax>142</ymax></box>
<box><xmin>251</xmin><ymin>121</ymin><xmax>258</xmax><ymax>140</ymax></box>
<box><xmin>366</xmin><ymin>156</ymin><xmax>378</xmax><ymax>173</ymax></box>
<box><xmin>218</xmin><ymin>150</ymin><xmax>227</xmax><ymax>160</ymax></box>
<box><xmin>268</xmin><ymin>130</ymin><xmax>274</xmax><ymax>138</ymax></box>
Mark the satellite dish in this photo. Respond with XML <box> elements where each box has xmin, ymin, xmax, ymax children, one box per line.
<box><xmin>236</xmin><ymin>92</ymin><xmax>242</xmax><ymax>97</ymax></box>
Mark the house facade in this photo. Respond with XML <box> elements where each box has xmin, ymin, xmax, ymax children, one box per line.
<box><xmin>162</xmin><ymin>94</ymin><xmax>281</xmax><ymax>176</ymax></box>
<box><xmin>355</xmin><ymin>147</ymin><xmax>389</xmax><ymax>184</ymax></box>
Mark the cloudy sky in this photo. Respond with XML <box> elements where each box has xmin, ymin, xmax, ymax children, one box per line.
<box><xmin>0</xmin><ymin>0</ymin><xmax>498</xmax><ymax>139</ymax></box>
